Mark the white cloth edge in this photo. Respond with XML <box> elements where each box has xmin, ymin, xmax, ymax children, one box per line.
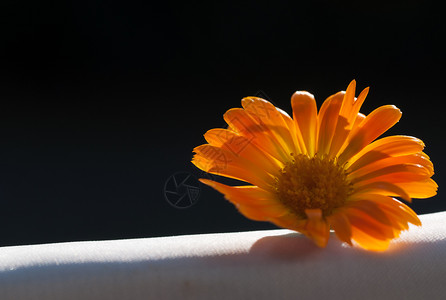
<box><xmin>1</xmin><ymin>212</ymin><xmax>446</xmax><ymax>299</ymax></box>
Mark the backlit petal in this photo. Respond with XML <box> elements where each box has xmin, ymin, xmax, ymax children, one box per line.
<box><xmin>346</xmin><ymin>135</ymin><xmax>425</xmax><ymax>171</ymax></box>
<box><xmin>291</xmin><ymin>91</ymin><xmax>318</xmax><ymax>156</ymax></box>
<box><xmin>242</xmin><ymin>97</ymin><xmax>299</xmax><ymax>156</ymax></box>
<box><xmin>327</xmin><ymin>211</ymin><xmax>352</xmax><ymax>245</ymax></box>
<box><xmin>351</xmin><ymin>163</ymin><xmax>432</xmax><ymax>186</ymax></box>
<box><xmin>345</xmin><ymin>208</ymin><xmax>396</xmax><ymax>240</ymax></box>
<box><xmin>349</xmin><ymin>113</ymin><xmax>366</xmax><ymax>137</ymax></box>
<box><xmin>204</xmin><ymin>128</ymin><xmax>282</xmax><ymax>177</ymax></box>
<box><xmin>199</xmin><ymin>179</ymin><xmax>287</xmax><ymax>221</ymax></box>
<box><xmin>395</xmin><ymin>179</ymin><xmax>438</xmax><ymax>199</ymax></box>
<box><xmin>353</xmin><ymin>194</ymin><xmax>421</xmax><ymax>226</ymax></box>
<box><xmin>328</xmin><ymin>81</ymin><xmax>367</xmax><ymax>158</ymax></box>
<box><xmin>350</xmin><ymin>226</ymin><xmax>391</xmax><ymax>251</ymax></box>
<box><xmin>348</xmin><ymin>153</ymin><xmax>434</xmax><ymax>181</ymax></box>
<box><xmin>224</xmin><ymin>108</ymin><xmax>291</xmax><ymax>162</ymax></box>
<box><xmin>338</xmin><ymin>105</ymin><xmax>402</xmax><ymax>165</ymax></box>
<box><xmin>347</xmin><ymin>200</ymin><xmax>393</xmax><ymax>227</ymax></box>
<box><xmin>303</xmin><ymin>209</ymin><xmax>330</xmax><ymax>247</ymax></box>
<box><xmin>350</xmin><ymin>181</ymin><xmax>411</xmax><ymax>202</ymax></box>
<box><xmin>192</xmin><ymin>145</ymin><xmax>274</xmax><ymax>191</ymax></box>
<box><xmin>348</xmin><ymin>200</ymin><xmax>409</xmax><ymax>233</ymax></box>
<box><xmin>269</xmin><ymin>212</ymin><xmax>306</xmax><ymax>232</ymax></box>
<box><xmin>317</xmin><ymin>91</ymin><xmax>344</xmax><ymax>156</ymax></box>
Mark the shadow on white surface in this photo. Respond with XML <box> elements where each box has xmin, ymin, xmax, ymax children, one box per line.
<box><xmin>1</xmin><ymin>212</ymin><xmax>446</xmax><ymax>299</ymax></box>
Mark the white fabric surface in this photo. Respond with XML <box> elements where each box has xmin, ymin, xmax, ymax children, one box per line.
<box><xmin>1</xmin><ymin>212</ymin><xmax>446</xmax><ymax>300</ymax></box>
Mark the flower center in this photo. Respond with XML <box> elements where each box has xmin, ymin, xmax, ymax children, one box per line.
<box><xmin>275</xmin><ymin>154</ymin><xmax>352</xmax><ymax>218</ymax></box>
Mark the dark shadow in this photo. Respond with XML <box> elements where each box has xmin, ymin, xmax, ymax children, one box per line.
<box><xmin>248</xmin><ymin>232</ymin><xmax>324</xmax><ymax>260</ymax></box>
<box><xmin>248</xmin><ymin>230</ymin><xmax>432</xmax><ymax>261</ymax></box>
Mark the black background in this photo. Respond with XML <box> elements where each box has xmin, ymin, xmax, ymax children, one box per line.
<box><xmin>0</xmin><ymin>0</ymin><xmax>444</xmax><ymax>246</ymax></box>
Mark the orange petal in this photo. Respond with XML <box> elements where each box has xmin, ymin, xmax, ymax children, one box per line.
<box><xmin>353</xmin><ymin>194</ymin><xmax>421</xmax><ymax>227</ymax></box>
<box><xmin>204</xmin><ymin>128</ymin><xmax>282</xmax><ymax>177</ymax></box>
<box><xmin>357</xmin><ymin>198</ymin><xmax>419</xmax><ymax>235</ymax></box>
<box><xmin>346</xmin><ymin>135</ymin><xmax>426</xmax><ymax>171</ymax></box>
<box><xmin>303</xmin><ymin>209</ymin><xmax>330</xmax><ymax>247</ymax></box>
<box><xmin>347</xmin><ymin>200</ymin><xmax>393</xmax><ymax>227</ymax></box>
<box><xmin>317</xmin><ymin>91</ymin><xmax>344</xmax><ymax>156</ymax></box>
<box><xmin>340</xmin><ymin>86</ymin><xmax>369</xmax><ymax>140</ymax></box>
<box><xmin>242</xmin><ymin>97</ymin><xmax>299</xmax><ymax>156</ymax></box>
<box><xmin>339</xmin><ymin>82</ymin><xmax>368</xmax><ymax>130</ymax></box>
<box><xmin>339</xmin><ymin>80</ymin><xmax>357</xmax><ymax>116</ymax></box>
<box><xmin>348</xmin><ymin>153</ymin><xmax>434</xmax><ymax>181</ymax></box>
<box><xmin>338</xmin><ymin>105</ymin><xmax>402</xmax><ymax>165</ymax></box>
<box><xmin>328</xmin><ymin>80</ymin><xmax>363</xmax><ymax>158</ymax></box>
<box><xmin>344</xmin><ymin>207</ymin><xmax>396</xmax><ymax>240</ymax></box>
<box><xmin>269</xmin><ymin>211</ymin><xmax>306</xmax><ymax>232</ymax></box>
<box><xmin>192</xmin><ymin>145</ymin><xmax>274</xmax><ymax>191</ymax></box>
<box><xmin>351</xmin><ymin>163</ymin><xmax>432</xmax><ymax>186</ymax></box>
<box><xmin>192</xmin><ymin>154</ymin><xmax>252</xmax><ymax>183</ymax></box>
<box><xmin>350</xmin><ymin>181</ymin><xmax>411</xmax><ymax>202</ymax></box>
<box><xmin>276</xmin><ymin>107</ymin><xmax>303</xmax><ymax>156</ymax></box>
<box><xmin>199</xmin><ymin>179</ymin><xmax>287</xmax><ymax>221</ymax></box>
<box><xmin>349</xmin><ymin>112</ymin><xmax>366</xmax><ymax>137</ymax></box>
<box><xmin>348</xmin><ymin>199</ymin><xmax>410</xmax><ymax>234</ymax></box>
<box><xmin>224</xmin><ymin>108</ymin><xmax>291</xmax><ymax>162</ymax></box>
<box><xmin>326</xmin><ymin>211</ymin><xmax>353</xmax><ymax>245</ymax></box>
<box><xmin>291</xmin><ymin>91</ymin><xmax>318</xmax><ymax>156</ymax></box>
<box><xmin>395</xmin><ymin>179</ymin><xmax>438</xmax><ymax>199</ymax></box>
<box><xmin>351</xmin><ymin>87</ymin><xmax>369</xmax><ymax>120</ymax></box>
<box><xmin>350</xmin><ymin>226</ymin><xmax>391</xmax><ymax>251</ymax></box>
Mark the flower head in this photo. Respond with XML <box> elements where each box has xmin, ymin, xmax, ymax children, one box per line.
<box><xmin>192</xmin><ymin>80</ymin><xmax>437</xmax><ymax>251</ymax></box>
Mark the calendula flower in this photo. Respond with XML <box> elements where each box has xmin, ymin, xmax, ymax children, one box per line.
<box><xmin>192</xmin><ymin>80</ymin><xmax>437</xmax><ymax>251</ymax></box>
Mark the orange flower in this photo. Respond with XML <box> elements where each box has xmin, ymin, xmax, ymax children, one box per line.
<box><xmin>192</xmin><ymin>80</ymin><xmax>437</xmax><ymax>251</ymax></box>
